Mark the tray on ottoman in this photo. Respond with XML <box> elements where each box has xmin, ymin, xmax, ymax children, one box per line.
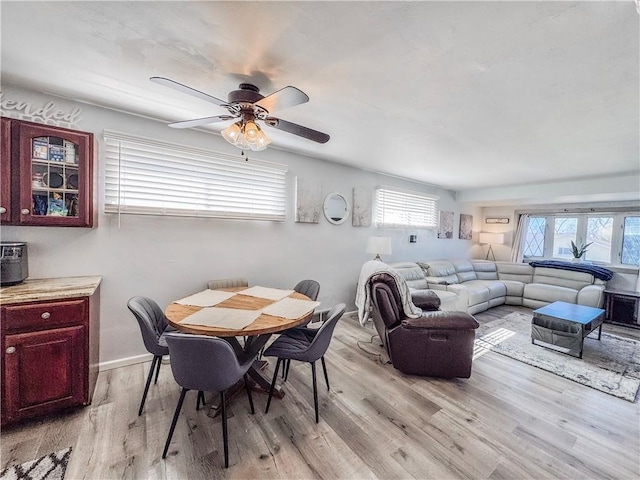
<box><xmin>531</xmin><ymin>301</ymin><xmax>605</xmax><ymax>358</ymax></box>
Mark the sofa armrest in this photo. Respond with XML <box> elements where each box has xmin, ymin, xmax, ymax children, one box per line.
<box><xmin>577</xmin><ymin>284</ymin><xmax>605</xmax><ymax>308</ymax></box>
<box><xmin>401</xmin><ymin>310</ymin><xmax>479</xmax><ymax>330</ymax></box>
<box><xmin>411</xmin><ymin>290</ymin><xmax>441</xmax><ymax>311</ymax></box>
<box><xmin>425</xmin><ymin>276</ymin><xmax>451</xmax><ymax>285</ymax></box>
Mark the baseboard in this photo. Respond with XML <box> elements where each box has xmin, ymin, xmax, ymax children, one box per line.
<box><xmin>99</xmin><ymin>353</ymin><xmax>153</xmax><ymax>371</ymax></box>
<box><xmin>99</xmin><ymin>309</ymin><xmax>359</xmax><ymax>371</ymax></box>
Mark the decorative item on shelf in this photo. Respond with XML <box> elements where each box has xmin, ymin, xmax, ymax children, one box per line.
<box><xmin>479</xmin><ymin>232</ymin><xmax>505</xmax><ymax>261</ymax></box>
<box><xmin>31</xmin><ymin>172</ymin><xmax>44</xmax><ymax>188</ymax></box>
<box><xmin>48</xmin><ymin>192</ymin><xmax>67</xmax><ymax>216</ymax></box>
<box><xmin>64</xmin><ymin>140</ymin><xmax>77</xmax><ymax>164</ymax></box>
<box><xmin>367</xmin><ymin>236</ymin><xmax>392</xmax><ymax>261</ymax></box>
<box><xmin>486</xmin><ymin>217</ymin><xmax>510</xmax><ymax>224</ymax></box>
<box><xmin>570</xmin><ymin>240</ymin><xmax>592</xmax><ymax>262</ymax></box>
<box><xmin>42</xmin><ymin>172</ymin><xmax>64</xmax><ymax>188</ymax></box>
<box><xmin>32</xmin><ymin>137</ymin><xmax>49</xmax><ymax>160</ymax></box>
<box><xmin>66</xmin><ymin>174</ymin><xmax>78</xmax><ymax>190</ymax></box>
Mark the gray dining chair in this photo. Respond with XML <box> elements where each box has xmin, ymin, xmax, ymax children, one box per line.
<box><xmin>207</xmin><ymin>277</ymin><xmax>249</xmax><ymax>289</ymax></box>
<box><xmin>162</xmin><ymin>333</ymin><xmax>256</xmax><ymax>468</ymax></box>
<box><xmin>279</xmin><ymin>279</ymin><xmax>321</xmax><ymax>379</ymax></box>
<box><xmin>264</xmin><ymin>303</ymin><xmax>346</xmax><ymax>423</ymax></box>
<box><xmin>127</xmin><ymin>296</ymin><xmax>177</xmax><ymax>416</ymax></box>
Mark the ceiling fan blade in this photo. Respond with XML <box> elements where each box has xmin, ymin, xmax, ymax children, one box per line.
<box><xmin>264</xmin><ymin>117</ymin><xmax>330</xmax><ymax>144</ymax></box>
<box><xmin>150</xmin><ymin>76</ymin><xmax>228</xmax><ymax>107</ymax></box>
<box><xmin>255</xmin><ymin>86</ymin><xmax>309</xmax><ymax>113</ymax></box>
<box><xmin>169</xmin><ymin>115</ymin><xmax>236</xmax><ymax>129</ymax></box>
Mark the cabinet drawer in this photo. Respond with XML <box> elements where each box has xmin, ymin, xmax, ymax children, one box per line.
<box><xmin>2</xmin><ymin>299</ymin><xmax>87</xmax><ymax>332</ymax></box>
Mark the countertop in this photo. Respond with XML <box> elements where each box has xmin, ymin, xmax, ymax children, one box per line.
<box><xmin>0</xmin><ymin>276</ymin><xmax>102</xmax><ymax>305</ymax></box>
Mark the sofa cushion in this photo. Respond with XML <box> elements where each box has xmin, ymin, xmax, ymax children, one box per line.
<box><xmin>419</xmin><ymin>261</ymin><xmax>456</xmax><ymax>277</ymax></box>
<box><xmin>457</xmin><ymin>270</ymin><xmax>478</xmax><ymax>283</ymax></box>
<box><xmin>389</xmin><ymin>262</ymin><xmax>429</xmax><ymax>289</ymax></box>
<box><xmin>462</xmin><ymin>280</ymin><xmax>507</xmax><ymax>299</ymax></box>
<box><xmin>524</xmin><ymin>283</ymin><xmax>578</xmax><ymax>304</ymax></box>
<box><xmin>496</xmin><ymin>262</ymin><xmax>534</xmax><ymax>283</ymax></box>
<box><xmin>532</xmin><ymin>267</ymin><xmax>594</xmax><ymax>290</ymax></box>
<box><xmin>500</xmin><ymin>280</ymin><xmax>525</xmax><ymax>297</ymax></box>
<box><xmin>470</xmin><ymin>260</ymin><xmax>499</xmax><ymax>280</ymax></box>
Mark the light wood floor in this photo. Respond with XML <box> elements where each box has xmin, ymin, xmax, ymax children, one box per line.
<box><xmin>2</xmin><ymin>305</ymin><xmax>639</xmax><ymax>479</ymax></box>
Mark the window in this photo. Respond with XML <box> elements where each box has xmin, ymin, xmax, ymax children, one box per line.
<box><xmin>553</xmin><ymin>217</ymin><xmax>577</xmax><ymax>260</ymax></box>
<box><xmin>104</xmin><ymin>131</ymin><xmax>287</xmax><ymax>221</ymax></box>
<box><xmin>622</xmin><ymin>216</ymin><xmax>640</xmax><ymax>265</ymax></box>
<box><xmin>374</xmin><ymin>187</ymin><xmax>438</xmax><ymax>228</ymax></box>
<box><xmin>521</xmin><ymin>212</ymin><xmax>639</xmax><ymax>266</ymax></box>
<box><xmin>523</xmin><ymin>216</ymin><xmax>545</xmax><ymax>257</ymax></box>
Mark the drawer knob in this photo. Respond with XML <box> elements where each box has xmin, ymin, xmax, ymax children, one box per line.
<box><xmin>6</xmin><ymin>347</ymin><xmax>16</xmax><ymax>354</ymax></box>
<box><xmin>0</xmin><ymin>206</ymin><xmax>5</xmax><ymax>214</ymax></box>
<box><xmin>41</xmin><ymin>312</ymin><xmax>51</xmax><ymax>319</ymax></box>
<box><xmin>21</xmin><ymin>208</ymin><xmax>30</xmax><ymax>215</ymax></box>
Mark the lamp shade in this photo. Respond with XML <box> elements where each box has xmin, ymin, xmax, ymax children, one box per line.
<box><xmin>367</xmin><ymin>236</ymin><xmax>392</xmax><ymax>259</ymax></box>
<box><xmin>478</xmin><ymin>232</ymin><xmax>504</xmax><ymax>245</ymax></box>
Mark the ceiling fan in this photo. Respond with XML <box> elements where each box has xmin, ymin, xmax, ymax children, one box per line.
<box><xmin>150</xmin><ymin>76</ymin><xmax>330</xmax><ymax>152</ymax></box>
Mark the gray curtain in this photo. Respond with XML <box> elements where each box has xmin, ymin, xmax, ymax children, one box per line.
<box><xmin>510</xmin><ymin>214</ymin><xmax>530</xmax><ymax>263</ymax></box>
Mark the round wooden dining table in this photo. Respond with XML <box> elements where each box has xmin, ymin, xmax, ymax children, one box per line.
<box><xmin>164</xmin><ymin>287</ymin><xmax>315</xmax><ymax>407</ymax></box>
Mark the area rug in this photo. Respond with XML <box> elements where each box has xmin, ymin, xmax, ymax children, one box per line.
<box><xmin>0</xmin><ymin>448</ymin><xmax>72</xmax><ymax>480</ymax></box>
<box><xmin>475</xmin><ymin>312</ymin><xmax>640</xmax><ymax>402</ymax></box>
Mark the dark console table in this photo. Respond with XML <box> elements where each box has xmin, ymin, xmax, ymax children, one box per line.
<box><xmin>604</xmin><ymin>289</ymin><xmax>640</xmax><ymax>329</ymax></box>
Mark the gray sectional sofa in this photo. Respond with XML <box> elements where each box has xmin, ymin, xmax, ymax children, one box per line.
<box><xmin>389</xmin><ymin>259</ymin><xmax>606</xmax><ymax>315</ymax></box>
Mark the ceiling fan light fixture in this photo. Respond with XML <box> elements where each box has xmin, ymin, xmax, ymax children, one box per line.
<box><xmin>221</xmin><ymin>117</ymin><xmax>271</xmax><ymax>152</ymax></box>
<box><xmin>221</xmin><ymin>121</ymin><xmax>242</xmax><ymax>144</ymax></box>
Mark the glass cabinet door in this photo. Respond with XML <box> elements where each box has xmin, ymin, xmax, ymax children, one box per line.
<box><xmin>17</xmin><ymin>122</ymin><xmax>94</xmax><ymax>227</ymax></box>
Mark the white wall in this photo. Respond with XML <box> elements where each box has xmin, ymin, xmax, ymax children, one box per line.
<box><xmin>1</xmin><ymin>85</ymin><xmax>480</xmax><ymax>365</ymax></box>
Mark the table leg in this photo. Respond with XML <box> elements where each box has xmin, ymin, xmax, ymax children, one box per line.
<box><xmin>207</xmin><ymin>334</ymin><xmax>283</xmax><ymax>417</ymax></box>
<box><xmin>597</xmin><ymin>322</ymin><xmax>603</xmax><ymax>341</ymax></box>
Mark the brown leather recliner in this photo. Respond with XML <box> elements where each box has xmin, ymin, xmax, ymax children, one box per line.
<box><xmin>370</xmin><ymin>273</ymin><xmax>479</xmax><ymax>378</ymax></box>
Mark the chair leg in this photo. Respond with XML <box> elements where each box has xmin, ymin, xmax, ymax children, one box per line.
<box><xmin>265</xmin><ymin>358</ymin><xmax>282</xmax><ymax>414</ymax></box>
<box><xmin>244</xmin><ymin>374</ymin><xmax>255</xmax><ymax>414</ymax></box>
<box><xmin>139</xmin><ymin>355</ymin><xmax>159</xmax><ymax>416</ymax></box>
<box><xmin>284</xmin><ymin>359</ymin><xmax>291</xmax><ymax>382</ymax></box>
<box><xmin>154</xmin><ymin>356</ymin><xmax>162</xmax><ymax>384</ymax></box>
<box><xmin>196</xmin><ymin>391</ymin><xmax>206</xmax><ymax>410</ymax></box>
<box><xmin>221</xmin><ymin>391</ymin><xmax>229</xmax><ymax>468</ymax></box>
<box><xmin>162</xmin><ymin>388</ymin><xmax>188</xmax><ymax>459</ymax></box>
<box><xmin>311</xmin><ymin>361</ymin><xmax>319</xmax><ymax>424</ymax></box>
<box><xmin>321</xmin><ymin>356</ymin><xmax>330</xmax><ymax>391</ymax></box>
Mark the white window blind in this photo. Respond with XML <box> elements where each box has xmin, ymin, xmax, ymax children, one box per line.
<box><xmin>104</xmin><ymin>131</ymin><xmax>287</xmax><ymax>221</ymax></box>
<box><xmin>375</xmin><ymin>187</ymin><xmax>438</xmax><ymax>228</ymax></box>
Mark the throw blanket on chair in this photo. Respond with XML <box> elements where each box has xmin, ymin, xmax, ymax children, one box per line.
<box><xmin>355</xmin><ymin>260</ymin><xmax>422</xmax><ymax>326</ymax></box>
<box><xmin>528</xmin><ymin>260</ymin><xmax>614</xmax><ymax>281</ymax></box>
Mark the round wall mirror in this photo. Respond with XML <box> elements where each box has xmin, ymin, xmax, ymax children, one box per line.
<box><xmin>323</xmin><ymin>192</ymin><xmax>350</xmax><ymax>225</ymax></box>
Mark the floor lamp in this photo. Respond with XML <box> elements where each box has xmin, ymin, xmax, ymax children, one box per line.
<box><xmin>478</xmin><ymin>232</ymin><xmax>504</xmax><ymax>261</ymax></box>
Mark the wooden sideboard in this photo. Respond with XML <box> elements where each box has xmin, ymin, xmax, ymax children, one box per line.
<box><xmin>0</xmin><ymin>276</ymin><xmax>101</xmax><ymax>426</ymax></box>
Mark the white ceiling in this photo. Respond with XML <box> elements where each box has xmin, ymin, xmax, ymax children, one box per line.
<box><xmin>2</xmin><ymin>1</ymin><xmax>638</xmax><ymax>191</ymax></box>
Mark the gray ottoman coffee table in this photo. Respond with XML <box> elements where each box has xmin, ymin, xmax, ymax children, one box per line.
<box><xmin>531</xmin><ymin>301</ymin><xmax>605</xmax><ymax>358</ymax></box>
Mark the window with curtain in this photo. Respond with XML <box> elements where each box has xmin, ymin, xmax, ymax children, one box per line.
<box><xmin>374</xmin><ymin>187</ymin><xmax>438</xmax><ymax>228</ymax></box>
<box><xmin>103</xmin><ymin>131</ymin><xmax>287</xmax><ymax>221</ymax></box>
<box><xmin>521</xmin><ymin>212</ymin><xmax>639</xmax><ymax>266</ymax></box>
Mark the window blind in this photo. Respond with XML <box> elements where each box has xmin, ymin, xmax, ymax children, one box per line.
<box><xmin>104</xmin><ymin>131</ymin><xmax>287</xmax><ymax>221</ymax></box>
<box><xmin>375</xmin><ymin>187</ymin><xmax>438</xmax><ymax>228</ymax></box>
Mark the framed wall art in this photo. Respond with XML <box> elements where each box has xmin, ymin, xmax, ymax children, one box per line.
<box><xmin>438</xmin><ymin>210</ymin><xmax>454</xmax><ymax>239</ymax></box>
<box><xmin>295</xmin><ymin>177</ymin><xmax>322</xmax><ymax>223</ymax></box>
<box><xmin>352</xmin><ymin>186</ymin><xmax>372</xmax><ymax>227</ymax></box>
<box><xmin>459</xmin><ymin>213</ymin><xmax>473</xmax><ymax>240</ymax></box>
